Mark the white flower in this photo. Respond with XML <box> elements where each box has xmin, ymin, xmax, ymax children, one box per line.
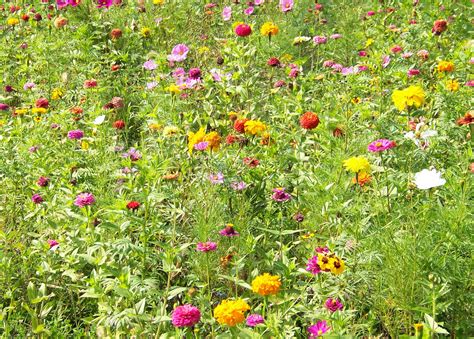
<box><xmin>93</xmin><ymin>115</ymin><xmax>106</xmax><ymax>125</ymax></box>
<box><xmin>404</xmin><ymin>122</ymin><xmax>437</xmax><ymax>148</ymax></box>
<box><xmin>413</xmin><ymin>168</ymin><xmax>446</xmax><ymax>190</ymax></box>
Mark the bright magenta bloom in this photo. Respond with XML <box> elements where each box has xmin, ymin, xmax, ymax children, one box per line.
<box><xmin>367</xmin><ymin>139</ymin><xmax>396</xmax><ymax>152</ymax></box>
<box><xmin>308</xmin><ymin>320</ymin><xmax>330</xmax><ymax>338</ymax></box>
<box><xmin>271</xmin><ymin>187</ymin><xmax>291</xmax><ymax>202</ymax></box>
<box><xmin>74</xmin><ymin>193</ymin><xmax>95</xmax><ymax>208</ymax></box>
<box><xmin>97</xmin><ymin>0</ymin><xmax>113</xmax><ymax>8</ymax></box>
<box><xmin>168</xmin><ymin>44</ymin><xmax>189</xmax><ymax>62</ymax></box>
<box><xmin>235</xmin><ymin>24</ymin><xmax>252</xmax><ymax>37</ymax></box>
<box><xmin>325</xmin><ymin>298</ymin><xmax>343</xmax><ymax>312</ymax></box>
<box><xmin>171</xmin><ymin>304</ymin><xmax>201</xmax><ymax>327</ymax></box>
<box><xmin>196</xmin><ymin>241</ymin><xmax>217</xmax><ymax>252</ymax></box>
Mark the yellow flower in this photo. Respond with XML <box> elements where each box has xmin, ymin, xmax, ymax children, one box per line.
<box><xmin>437</xmin><ymin>61</ymin><xmax>454</xmax><ymax>72</ymax></box>
<box><xmin>365</xmin><ymin>38</ymin><xmax>374</xmax><ymax>48</ymax></box>
<box><xmin>153</xmin><ymin>0</ymin><xmax>164</xmax><ymax>4</ymax></box>
<box><xmin>187</xmin><ymin>127</ymin><xmax>206</xmax><ymax>154</ymax></box>
<box><xmin>203</xmin><ymin>131</ymin><xmax>221</xmax><ymax>151</ymax></box>
<box><xmin>213</xmin><ymin>299</ymin><xmax>250</xmax><ymax>326</ymax></box>
<box><xmin>165</xmin><ymin>84</ymin><xmax>181</xmax><ymax>94</ymax></box>
<box><xmin>0</xmin><ymin>120</ymin><xmax>5</xmax><ymax>127</ymax></box>
<box><xmin>244</xmin><ymin>120</ymin><xmax>267</xmax><ymax>135</ymax></box>
<box><xmin>352</xmin><ymin>171</ymin><xmax>371</xmax><ymax>186</ymax></box>
<box><xmin>31</xmin><ymin>108</ymin><xmax>47</xmax><ymax>114</ymax></box>
<box><xmin>330</xmin><ymin>257</ymin><xmax>345</xmax><ymax>275</ymax></box>
<box><xmin>351</xmin><ymin>97</ymin><xmax>361</xmax><ymax>104</ymax></box>
<box><xmin>391</xmin><ymin>86</ymin><xmax>425</xmax><ymax>111</ymax></box>
<box><xmin>81</xmin><ymin>141</ymin><xmax>89</xmax><ymax>150</ymax></box>
<box><xmin>163</xmin><ymin>126</ymin><xmax>179</xmax><ymax>137</ymax></box>
<box><xmin>34</xmin><ymin>116</ymin><xmax>42</xmax><ymax>123</ymax></box>
<box><xmin>260</xmin><ymin>22</ymin><xmax>279</xmax><ymax>37</ymax></box>
<box><xmin>7</xmin><ymin>18</ymin><xmax>20</xmax><ymax>26</ymax></box>
<box><xmin>446</xmin><ymin>79</ymin><xmax>459</xmax><ymax>92</ymax></box>
<box><xmin>198</xmin><ymin>46</ymin><xmax>210</xmax><ymax>54</ymax></box>
<box><xmin>14</xmin><ymin>108</ymin><xmax>28</xmax><ymax>115</ymax></box>
<box><xmin>280</xmin><ymin>53</ymin><xmax>293</xmax><ymax>63</ymax></box>
<box><xmin>148</xmin><ymin>123</ymin><xmax>162</xmax><ymax>131</ymax></box>
<box><xmin>141</xmin><ymin>27</ymin><xmax>151</xmax><ymax>37</ymax></box>
<box><xmin>251</xmin><ymin>273</ymin><xmax>281</xmax><ymax>296</ymax></box>
<box><xmin>343</xmin><ymin>156</ymin><xmax>370</xmax><ymax>173</ymax></box>
<box><xmin>51</xmin><ymin>88</ymin><xmax>64</xmax><ymax>100</ymax></box>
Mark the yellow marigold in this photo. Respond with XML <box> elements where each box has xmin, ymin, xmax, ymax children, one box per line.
<box><xmin>203</xmin><ymin>131</ymin><xmax>221</xmax><ymax>151</ymax></box>
<box><xmin>244</xmin><ymin>120</ymin><xmax>267</xmax><ymax>135</ymax></box>
<box><xmin>148</xmin><ymin>123</ymin><xmax>162</xmax><ymax>131</ymax></box>
<box><xmin>51</xmin><ymin>88</ymin><xmax>64</xmax><ymax>100</ymax></box>
<box><xmin>31</xmin><ymin>107</ymin><xmax>47</xmax><ymax>114</ymax></box>
<box><xmin>153</xmin><ymin>0</ymin><xmax>164</xmax><ymax>4</ymax></box>
<box><xmin>14</xmin><ymin>108</ymin><xmax>28</xmax><ymax>115</ymax></box>
<box><xmin>260</xmin><ymin>22</ymin><xmax>279</xmax><ymax>37</ymax></box>
<box><xmin>81</xmin><ymin>140</ymin><xmax>89</xmax><ymax>150</ymax></box>
<box><xmin>7</xmin><ymin>18</ymin><xmax>20</xmax><ymax>26</ymax></box>
<box><xmin>365</xmin><ymin>38</ymin><xmax>374</xmax><ymax>48</ymax></box>
<box><xmin>141</xmin><ymin>27</ymin><xmax>151</xmax><ymax>37</ymax></box>
<box><xmin>446</xmin><ymin>79</ymin><xmax>459</xmax><ymax>92</ymax></box>
<box><xmin>163</xmin><ymin>125</ymin><xmax>179</xmax><ymax>136</ymax></box>
<box><xmin>198</xmin><ymin>46</ymin><xmax>210</xmax><ymax>54</ymax></box>
<box><xmin>213</xmin><ymin>299</ymin><xmax>250</xmax><ymax>326</ymax></box>
<box><xmin>187</xmin><ymin>127</ymin><xmax>206</xmax><ymax>154</ymax></box>
<box><xmin>343</xmin><ymin>156</ymin><xmax>370</xmax><ymax>173</ymax></box>
<box><xmin>437</xmin><ymin>61</ymin><xmax>454</xmax><ymax>73</ymax></box>
<box><xmin>391</xmin><ymin>85</ymin><xmax>425</xmax><ymax>111</ymax></box>
<box><xmin>251</xmin><ymin>273</ymin><xmax>281</xmax><ymax>296</ymax></box>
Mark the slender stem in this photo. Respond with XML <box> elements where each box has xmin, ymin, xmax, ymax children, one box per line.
<box><xmin>380</xmin><ymin>153</ymin><xmax>391</xmax><ymax>213</ymax></box>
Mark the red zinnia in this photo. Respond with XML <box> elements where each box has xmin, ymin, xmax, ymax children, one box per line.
<box><xmin>35</xmin><ymin>97</ymin><xmax>49</xmax><ymax>108</ymax></box>
<box><xmin>126</xmin><ymin>201</ymin><xmax>140</xmax><ymax>210</ymax></box>
<box><xmin>432</xmin><ymin>20</ymin><xmax>447</xmax><ymax>35</ymax></box>
<box><xmin>299</xmin><ymin>112</ymin><xmax>320</xmax><ymax>130</ymax></box>
<box><xmin>234</xmin><ymin>118</ymin><xmax>248</xmax><ymax>134</ymax></box>
<box><xmin>113</xmin><ymin>120</ymin><xmax>126</xmax><ymax>129</ymax></box>
<box><xmin>267</xmin><ymin>57</ymin><xmax>280</xmax><ymax>67</ymax></box>
<box><xmin>243</xmin><ymin>157</ymin><xmax>259</xmax><ymax>168</ymax></box>
<box><xmin>235</xmin><ymin>24</ymin><xmax>252</xmax><ymax>37</ymax></box>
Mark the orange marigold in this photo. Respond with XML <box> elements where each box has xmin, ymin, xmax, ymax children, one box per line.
<box><xmin>251</xmin><ymin>273</ymin><xmax>281</xmax><ymax>296</ymax></box>
<box><xmin>300</xmin><ymin>111</ymin><xmax>320</xmax><ymax>130</ymax></box>
<box><xmin>213</xmin><ymin>299</ymin><xmax>250</xmax><ymax>326</ymax></box>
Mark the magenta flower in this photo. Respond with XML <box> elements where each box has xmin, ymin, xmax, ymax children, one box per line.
<box><xmin>407</xmin><ymin>69</ymin><xmax>420</xmax><ymax>77</ymax></box>
<box><xmin>315</xmin><ymin>246</ymin><xmax>330</xmax><ymax>254</ymax></box>
<box><xmin>313</xmin><ymin>36</ymin><xmax>327</xmax><ymax>45</ymax></box>
<box><xmin>188</xmin><ymin>68</ymin><xmax>201</xmax><ymax>80</ymax></box>
<box><xmin>209</xmin><ymin>172</ymin><xmax>224</xmax><ymax>184</ymax></box>
<box><xmin>37</xmin><ymin>176</ymin><xmax>49</xmax><ymax>187</ymax></box>
<box><xmin>168</xmin><ymin>44</ymin><xmax>189</xmax><ymax>62</ymax></box>
<box><xmin>219</xmin><ymin>224</ymin><xmax>239</xmax><ymax>237</ymax></box>
<box><xmin>32</xmin><ymin>193</ymin><xmax>44</xmax><ymax>204</ymax></box>
<box><xmin>222</xmin><ymin>6</ymin><xmax>232</xmax><ymax>21</ymax></box>
<box><xmin>330</xmin><ymin>33</ymin><xmax>342</xmax><ymax>39</ymax></box>
<box><xmin>67</xmin><ymin>129</ymin><xmax>84</xmax><ymax>140</ymax></box>
<box><xmin>271</xmin><ymin>187</ymin><xmax>291</xmax><ymax>202</ymax></box>
<box><xmin>196</xmin><ymin>241</ymin><xmax>217</xmax><ymax>252</ymax></box>
<box><xmin>48</xmin><ymin>239</ymin><xmax>59</xmax><ymax>250</ymax></box>
<box><xmin>171</xmin><ymin>304</ymin><xmax>201</xmax><ymax>327</ymax></box>
<box><xmin>306</xmin><ymin>256</ymin><xmax>321</xmax><ymax>275</ymax></box>
<box><xmin>97</xmin><ymin>0</ymin><xmax>113</xmax><ymax>8</ymax></box>
<box><xmin>308</xmin><ymin>320</ymin><xmax>330</xmax><ymax>338</ymax></box>
<box><xmin>0</xmin><ymin>103</ymin><xmax>9</xmax><ymax>111</ymax></box>
<box><xmin>231</xmin><ymin>181</ymin><xmax>247</xmax><ymax>190</ymax></box>
<box><xmin>122</xmin><ymin>148</ymin><xmax>142</xmax><ymax>161</ymax></box>
<box><xmin>325</xmin><ymin>298</ymin><xmax>343</xmax><ymax>313</ymax></box>
<box><xmin>244</xmin><ymin>6</ymin><xmax>254</xmax><ymax>15</ymax></box>
<box><xmin>279</xmin><ymin>0</ymin><xmax>294</xmax><ymax>12</ymax></box>
<box><xmin>367</xmin><ymin>10</ymin><xmax>376</xmax><ymax>16</ymax></box>
<box><xmin>246</xmin><ymin>314</ymin><xmax>264</xmax><ymax>327</ymax></box>
<box><xmin>367</xmin><ymin>139</ymin><xmax>396</xmax><ymax>152</ymax></box>
<box><xmin>143</xmin><ymin>59</ymin><xmax>157</xmax><ymax>71</ymax></box>
<box><xmin>382</xmin><ymin>55</ymin><xmax>391</xmax><ymax>68</ymax></box>
<box><xmin>194</xmin><ymin>141</ymin><xmax>209</xmax><ymax>151</ymax></box>
<box><xmin>74</xmin><ymin>192</ymin><xmax>95</xmax><ymax>208</ymax></box>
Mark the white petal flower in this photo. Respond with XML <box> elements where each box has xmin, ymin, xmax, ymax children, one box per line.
<box><xmin>93</xmin><ymin>115</ymin><xmax>106</xmax><ymax>125</ymax></box>
<box><xmin>413</xmin><ymin>168</ymin><xmax>446</xmax><ymax>190</ymax></box>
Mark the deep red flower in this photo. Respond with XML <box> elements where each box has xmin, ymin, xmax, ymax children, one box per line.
<box><xmin>35</xmin><ymin>97</ymin><xmax>49</xmax><ymax>108</ymax></box>
<box><xmin>234</xmin><ymin>118</ymin><xmax>248</xmax><ymax>134</ymax></box>
<box><xmin>432</xmin><ymin>19</ymin><xmax>447</xmax><ymax>35</ymax></box>
<box><xmin>243</xmin><ymin>157</ymin><xmax>259</xmax><ymax>168</ymax></box>
<box><xmin>113</xmin><ymin>120</ymin><xmax>126</xmax><ymax>129</ymax></box>
<box><xmin>299</xmin><ymin>112</ymin><xmax>320</xmax><ymax>130</ymax></box>
<box><xmin>267</xmin><ymin>57</ymin><xmax>280</xmax><ymax>67</ymax></box>
<box><xmin>126</xmin><ymin>201</ymin><xmax>140</xmax><ymax>210</ymax></box>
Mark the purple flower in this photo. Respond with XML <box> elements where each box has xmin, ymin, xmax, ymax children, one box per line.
<box><xmin>37</xmin><ymin>176</ymin><xmax>49</xmax><ymax>187</ymax></box>
<box><xmin>146</xmin><ymin>81</ymin><xmax>158</xmax><ymax>90</ymax></box>
<box><xmin>143</xmin><ymin>59</ymin><xmax>157</xmax><ymax>71</ymax></box>
<box><xmin>306</xmin><ymin>256</ymin><xmax>321</xmax><ymax>275</ymax></box>
<box><xmin>67</xmin><ymin>129</ymin><xmax>84</xmax><ymax>140</ymax></box>
<box><xmin>330</xmin><ymin>33</ymin><xmax>342</xmax><ymax>39</ymax></box>
<box><xmin>168</xmin><ymin>44</ymin><xmax>189</xmax><ymax>62</ymax></box>
<box><xmin>0</xmin><ymin>103</ymin><xmax>9</xmax><ymax>111</ymax></box>
<box><xmin>367</xmin><ymin>139</ymin><xmax>396</xmax><ymax>152</ymax></box>
<box><xmin>194</xmin><ymin>141</ymin><xmax>209</xmax><ymax>151</ymax></box>
<box><xmin>23</xmin><ymin>82</ymin><xmax>36</xmax><ymax>90</ymax></box>
<box><xmin>231</xmin><ymin>181</ymin><xmax>247</xmax><ymax>191</ymax></box>
<box><xmin>29</xmin><ymin>145</ymin><xmax>39</xmax><ymax>153</ymax></box>
<box><xmin>313</xmin><ymin>36</ymin><xmax>327</xmax><ymax>45</ymax></box>
<box><xmin>74</xmin><ymin>192</ymin><xmax>95</xmax><ymax>208</ymax></box>
<box><xmin>196</xmin><ymin>241</ymin><xmax>217</xmax><ymax>252</ymax></box>
<box><xmin>222</xmin><ymin>6</ymin><xmax>232</xmax><ymax>21</ymax></box>
<box><xmin>341</xmin><ymin>66</ymin><xmax>358</xmax><ymax>76</ymax></box>
<box><xmin>271</xmin><ymin>187</ymin><xmax>291</xmax><ymax>202</ymax></box>
<box><xmin>324</xmin><ymin>298</ymin><xmax>343</xmax><ymax>313</ymax></box>
<box><xmin>32</xmin><ymin>193</ymin><xmax>44</xmax><ymax>204</ymax></box>
<box><xmin>188</xmin><ymin>68</ymin><xmax>201</xmax><ymax>80</ymax></box>
<box><xmin>315</xmin><ymin>246</ymin><xmax>329</xmax><ymax>253</ymax></box>
<box><xmin>382</xmin><ymin>55</ymin><xmax>391</xmax><ymax>68</ymax></box>
<box><xmin>173</xmin><ymin>67</ymin><xmax>186</xmax><ymax>78</ymax></box>
<box><xmin>171</xmin><ymin>304</ymin><xmax>201</xmax><ymax>327</ymax></box>
<box><xmin>219</xmin><ymin>224</ymin><xmax>239</xmax><ymax>237</ymax></box>
<box><xmin>308</xmin><ymin>320</ymin><xmax>330</xmax><ymax>338</ymax></box>
<box><xmin>209</xmin><ymin>172</ymin><xmax>224</xmax><ymax>184</ymax></box>
<box><xmin>331</xmin><ymin>63</ymin><xmax>343</xmax><ymax>72</ymax></box>
<box><xmin>293</xmin><ymin>212</ymin><xmax>304</xmax><ymax>222</ymax></box>
<box><xmin>246</xmin><ymin>314</ymin><xmax>264</xmax><ymax>327</ymax></box>
<box><xmin>122</xmin><ymin>148</ymin><xmax>142</xmax><ymax>161</ymax></box>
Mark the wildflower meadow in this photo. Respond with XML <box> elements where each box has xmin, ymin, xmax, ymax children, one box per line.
<box><xmin>1</xmin><ymin>0</ymin><xmax>473</xmax><ymax>338</ymax></box>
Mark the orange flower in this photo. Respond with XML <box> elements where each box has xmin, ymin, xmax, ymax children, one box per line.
<box><xmin>251</xmin><ymin>273</ymin><xmax>281</xmax><ymax>296</ymax></box>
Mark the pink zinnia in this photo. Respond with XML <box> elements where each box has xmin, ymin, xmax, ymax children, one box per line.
<box><xmin>308</xmin><ymin>320</ymin><xmax>330</xmax><ymax>338</ymax></box>
<box><xmin>325</xmin><ymin>298</ymin><xmax>343</xmax><ymax>312</ymax></box>
<box><xmin>235</xmin><ymin>24</ymin><xmax>252</xmax><ymax>37</ymax></box>
<box><xmin>382</xmin><ymin>55</ymin><xmax>391</xmax><ymax>68</ymax></box>
<box><xmin>407</xmin><ymin>69</ymin><xmax>420</xmax><ymax>77</ymax></box>
<box><xmin>68</xmin><ymin>129</ymin><xmax>84</xmax><ymax>140</ymax></box>
<box><xmin>194</xmin><ymin>141</ymin><xmax>209</xmax><ymax>151</ymax></box>
<box><xmin>219</xmin><ymin>225</ymin><xmax>239</xmax><ymax>237</ymax></box>
<box><xmin>168</xmin><ymin>44</ymin><xmax>189</xmax><ymax>62</ymax></box>
<box><xmin>171</xmin><ymin>304</ymin><xmax>201</xmax><ymax>327</ymax></box>
<box><xmin>32</xmin><ymin>193</ymin><xmax>44</xmax><ymax>204</ymax></box>
<box><xmin>271</xmin><ymin>187</ymin><xmax>291</xmax><ymax>202</ymax></box>
<box><xmin>279</xmin><ymin>0</ymin><xmax>294</xmax><ymax>12</ymax></box>
<box><xmin>306</xmin><ymin>256</ymin><xmax>321</xmax><ymax>275</ymax></box>
<box><xmin>97</xmin><ymin>0</ymin><xmax>113</xmax><ymax>8</ymax></box>
<box><xmin>368</xmin><ymin>139</ymin><xmax>396</xmax><ymax>152</ymax></box>
<box><xmin>74</xmin><ymin>192</ymin><xmax>95</xmax><ymax>208</ymax></box>
<box><xmin>313</xmin><ymin>36</ymin><xmax>327</xmax><ymax>45</ymax></box>
<box><xmin>244</xmin><ymin>6</ymin><xmax>254</xmax><ymax>15</ymax></box>
<box><xmin>196</xmin><ymin>241</ymin><xmax>217</xmax><ymax>252</ymax></box>
<box><xmin>246</xmin><ymin>314</ymin><xmax>264</xmax><ymax>327</ymax></box>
